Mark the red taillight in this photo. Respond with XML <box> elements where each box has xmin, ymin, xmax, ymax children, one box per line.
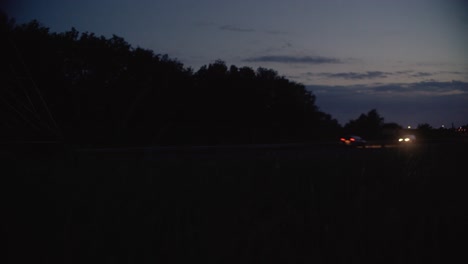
<box><xmin>350</xmin><ymin>138</ymin><xmax>355</xmax><ymax>142</ymax></box>
<box><xmin>340</xmin><ymin>138</ymin><xmax>345</xmax><ymax>141</ymax></box>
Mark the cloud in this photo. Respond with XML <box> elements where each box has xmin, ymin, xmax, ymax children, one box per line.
<box><xmin>371</xmin><ymin>81</ymin><xmax>468</xmax><ymax>96</ymax></box>
<box><xmin>265</xmin><ymin>29</ymin><xmax>289</xmax><ymax>35</ymax></box>
<box><xmin>307</xmin><ymin>81</ymin><xmax>468</xmax><ymax>126</ymax></box>
<box><xmin>316</xmin><ymin>71</ymin><xmax>390</xmax><ymax>80</ymax></box>
<box><xmin>282</xmin><ymin>42</ymin><xmax>293</xmax><ymax>48</ymax></box>
<box><xmin>244</xmin><ymin>55</ymin><xmax>342</xmax><ymax>64</ymax></box>
<box><xmin>439</xmin><ymin>71</ymin><xmax>465</xmax><ymax>75</ymax></box>
<box><xmin>219</xmin><ymin>25</ymin><xmax>255</xmax><ymax>32</ymax></box>
<box><xmin>395</xmin><ymin>70</ymin><xmax>414</xmax><ymax>75</ymax></box>
<box><xmin>306</xmin><ymin>70</ymin><xmax>468</xmax><ymax>82</ymax></box>
<box><xmin>218</xmin><ymin>24</ymin><xmax>290</xmax><ymax>35</ymax></box>
<box><xmin>307</xmin><ymin>81</ymin><xmax>468</xmax><ymax>101</ymax></box>
<box><xmin>410</xmin><ymin>72</ymin><xmax>434</xmax><ymax>77</ymax></box>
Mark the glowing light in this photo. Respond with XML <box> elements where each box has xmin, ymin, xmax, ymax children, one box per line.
<box><xmin>404</xmin><ymin>138</ymin><xmax>410</xmax><ymax>142</ymax></box>
<box><xmin>407</xmin><ymin>126</ymin><xmax>411</xmax><ymax>129</ymax></box>
<box><xmin>399</xmin><ymin>138</ymin><xmax>403</xmax><ymax>142</ymax></box>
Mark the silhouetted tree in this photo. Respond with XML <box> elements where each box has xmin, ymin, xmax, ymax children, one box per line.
<box><xmin>344</xmin><ymin>109</ymin><xmax>385</xmax><ymax>139</ymax></box>
<box><xmin>1</xmin><ymin>17</ymin><xmax>342</xmax><ymax>146</ymax></box>
<box><xmin>417</xmin><ymin>123</ymin><xmax>433</xmax><ymax>130</ymax></box>
<box><xmin>381</xmin><ymin>122</ymin><xmax>402</xmax><ymax>140</ymax></box>
<box><xmin>416</xmin><ymin>123</ymin><xmax>435</xmax><ymax>138</ymax></box>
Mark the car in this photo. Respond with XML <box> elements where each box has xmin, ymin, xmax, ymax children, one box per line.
<box><xmin>398</xmin><ymin>134</ymin><xmax>416</xmax><ymax>143</ymax></box>
<box><xmin>340</xmin><ymin>135</ymin><xmax>367</xmax><ymax>147</ymax></box>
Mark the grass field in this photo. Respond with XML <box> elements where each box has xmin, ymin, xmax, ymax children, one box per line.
<box><xmin>3</xmin><ymin>140</ymin><xmax>467</xmax><ymax>263</ymax></box>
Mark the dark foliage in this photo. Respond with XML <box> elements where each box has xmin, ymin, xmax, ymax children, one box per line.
<box><xmin>1</xmin><ymin>17</ymin><xmax>340</xmax><ymax>146</ymax></box>
<box><xmin>344</xmin><ymin>109</ymin><xmax>385</xmax><ymax>140</ymax></box>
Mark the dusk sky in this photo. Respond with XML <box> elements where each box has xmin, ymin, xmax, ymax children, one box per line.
<box><xmin>4</xmin><ymin>0</ymin><xmax>468</xmax><ymax>127</ymax></box>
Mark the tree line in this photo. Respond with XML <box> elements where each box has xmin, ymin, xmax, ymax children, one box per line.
<box><xmin>7</xmin><ymin>15</ymin><xmax>450</xmax><ymax>146</ymax></box>
<box><xmin>2</xmin><ymin>16</ymin><xmax>346</xmax><ymax>146</ymax></box>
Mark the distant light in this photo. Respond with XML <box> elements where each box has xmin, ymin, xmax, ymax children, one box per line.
<box><xmin>407</xmin><ymin>126</ymin><xmax>411</xmax><ymax>129</ymax></box>
<box><xmin>399</xmin><ymin>138</ymin><xmax>403</xmax><ymax>142</ymax></box>
<box><xmin>441</xmin><ymin>125</ymin><xmax>445</xmax><ymax>128</ymax></box>
<box><xmin>404</xmin><ymin>138</ymin><xmax>410</xmax><ymax>142</ymax></box>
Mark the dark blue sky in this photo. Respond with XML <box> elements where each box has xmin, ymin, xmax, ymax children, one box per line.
<box><xmin>4</xmin><ymin>0</ymin><xmax>468</xmax><ymax>127</ymax></box>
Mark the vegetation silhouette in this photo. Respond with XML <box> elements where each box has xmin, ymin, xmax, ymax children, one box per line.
<box><xmin>344</xmin><ymin>109</ymin><xmax>385</xmax><ymax>140</ymax></box>
<box><xmin>3</xmin><ymin>15</ymin><xmax>467</xmax><ymax>263</ymax></box>
<box><xmin>3</xmin><ymin>14</ymin><xmax>467</xmax><ymax>147</ymax></box>
<box><xmin>2</xmin><ymin>16</ymin><xmax>342</xmax><ymax>146</ymax></box>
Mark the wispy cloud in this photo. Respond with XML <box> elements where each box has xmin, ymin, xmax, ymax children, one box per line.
<box><xmin>395</xmin><ymin>70</ymin><xmax>414</xmax><ymax>75</ymax></box>
<box><xmin>306</xmin><ymin>70</ymin><xmax>467</xmax><ymax>81</ymax></box>
<box><xmin>244</xmin><ymin>55</ymin><xmax>342</xmax><ymax>64</ymax></box>
<box><xmin>264</xmin><ymin>29</ymin><xmax>289</xmax><ymax>35</ymax></box>
<box><xmin>316</xmin><ymin>71</ymin><xmax>390</xmax><ymax>80</ymax></box>
<box><xmin>394</xmin><ymin>80</ymin><xmax>467</xmax><ymax>96</ymax></box>
<box><xmin>307</xmin><ymin>81</ymin><xmax>468</xmax><ymax>126</ymax></box>
<box><xmin>218</xmin><ymin>24</ymin><xmax>290</xmax><ymax>35</ymax></box>
<box><xmin>219</xmin><ymin>25</ymin><xmax>255</xmax><ymax>32</ymax></box>
<box><xmin>410</xmin><ymin>72</ymin><xmax>434</xmax><ymax>77</ymax></box>
<box><xmin>439</xmin><ymin>71</ymin><xmax>465</xmax><ymax>75</ymax></box>
<box><xmin>308</xmin><ymin>81</ymin><xmax>468</xmax><ymax>97</ymax></box>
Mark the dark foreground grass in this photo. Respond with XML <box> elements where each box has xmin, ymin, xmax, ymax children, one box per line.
<box><xmin>3</xmin><ymin>142</ymin><xmax>467</xmax><ymax>263</ymax></box>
